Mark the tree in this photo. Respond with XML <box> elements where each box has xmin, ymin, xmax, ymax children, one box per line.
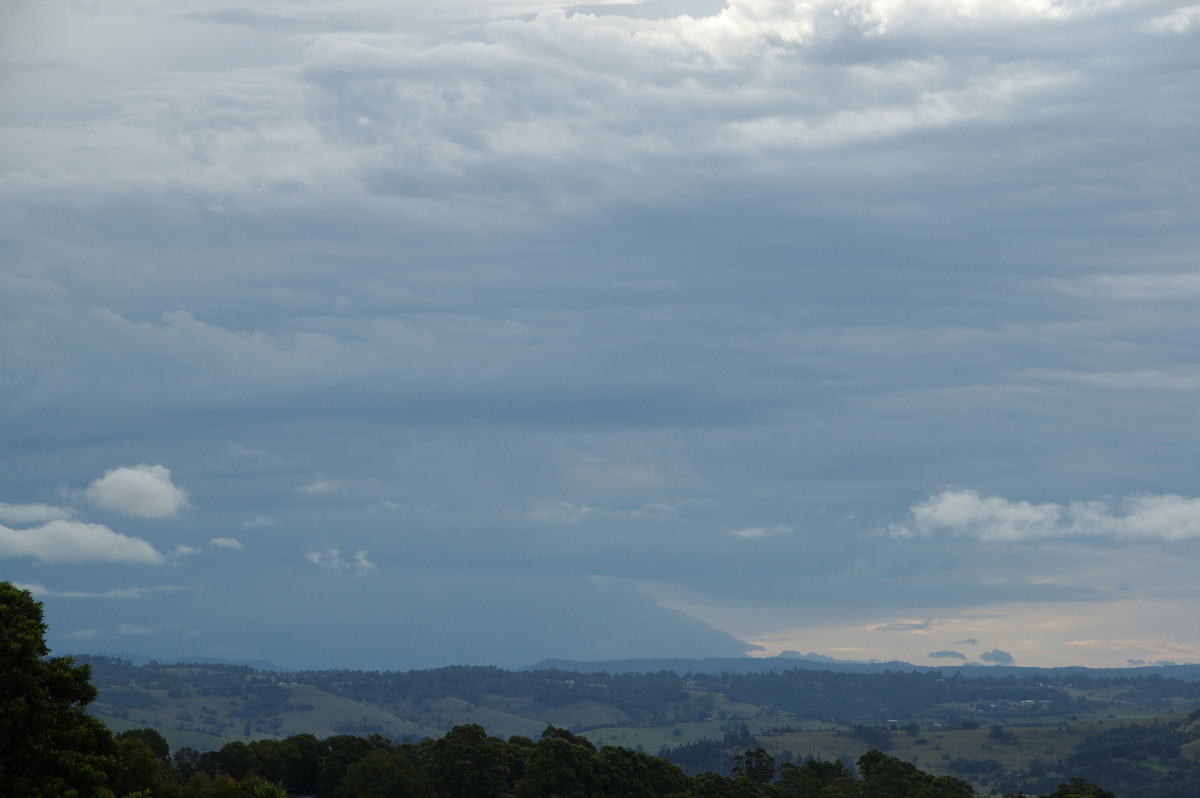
<box><xmin>732</xmin><ymin>747</ymin><xmax>775</xmax><ymax>786</ymax></box>
<box><xmin>857</xmin><ymin>749</ymin><xmax>973</xmax><ymax>798</ymax></box>
<box><xmin>1045</xmin><ymin>777</ymin><xmax>1116</xmax><ymax>798</ymax></box>
<box><xmin>113</xmin><ymin>734</ymin><xmax>178</xmax><ymax>798</ymax></box>
<box><xmin>517</xmin><ymin>734</ymin><xmax>599</xmax><ymax>798</ymax></box>
<box><xmin>777</xmin><ymin>759</ymin><xmax>857</xmax><ymax>797</ymax></box>
<box><xmin>335</xmin><ymin>749</ymin><xmax>435</xmax><ymax>798</ymax></box>
<box><xmin>427</xmin><ymin>724</ymin><xmax>512</xmax><ymax>798</ymax></box>
<box><xmin>117</xmin><ymin>728</ymin><xmax>170</xmax><ymax>761</ymax></box>
<box><xmin>0</xmin><ymin>581</ymin><xmax>117</xmax><ymax>797</ymax></box>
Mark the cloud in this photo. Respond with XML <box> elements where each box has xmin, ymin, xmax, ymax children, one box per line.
<box><xmin>86</xmin><ymin>464</ymin><xmax>188</xmax><ymax>518</ymax></box>
<box><xmin>306</xmin><ymin>548</ymin><xmax>375</xmax><ymax>576</ymax></box>
<box><xmin>0</xmin><ymin>520</ymin><xmax>164</xmax><ymax>565</ymax></box>
<box><xmin>530</xmin><ymin>500</ymin><xmax>677</xmax><ymax>525</ymax></box>
<box><xmin>979</xmin><ymin>648</ymin><xmax>1015</xmax><ymax>665</ymax></box>
<box><xmin>872</xmin><ymin>618</ymin><xmax>934</xmax><ymax>632</ymax></box>
<box><xmin>68</xmin><ymin>628</ymin><xmax>105</xmax><ymax>640</ymax></box>
<box><xmin>0</xmin><ymin>502</ymin><xmax>73</xmax><ymax>524</ymax></box>
<box><xmin>117</xmin><ymin>623</ymin><xmax>169</xmax><ymax>636</ymax></box>
<box><xmin>1143</xmin><ymin>4</ymin><xmax>1200</xmax><ymax>34</ymax></box>
<box><xmin>2</xmin><ymin>0</ymin><xmax>1199</xmax><ymax>670</ymax></box>
<box><xmin>731</xmin><ymin>524</ymin><xmax>794</xmax><ymax>539</ymax></box>
<box><xmin>16</xmin><ymin>582</ymin><xmax>186</xmax><ymax>599</ymax></box>
<box><xmin>301</xmin><ymin>478</ymin><xmax>343</xmax><ymax>494</ymax></box>
<box><xmin>928</xmin><ymin>650</ymin><xmax>968</xmax><ymax>660</ymax></box>
<box><xmin>210</xmin><ymin>537</ymin><xmax>244</xmax><ymax>550</ymax></box>
<box><xmin>531</xmin><ymin>500</ymin><xmax>594</xmax><ymax>525</ymax></box>
<box><xmin>889</xmin><ymin>490</ymin><xmax>1200</xmax><ymax>542</ymax></box>
<box><xmin>224</xmin><ymin>441</ymin><xmax>297</xmax><ymax>470</ymax></box>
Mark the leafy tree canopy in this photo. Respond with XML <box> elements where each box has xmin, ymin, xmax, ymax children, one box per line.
<box><xmin>0</xmin><ymin>581</ymin><xmax>117</xmax><ymax>797</ymax></box>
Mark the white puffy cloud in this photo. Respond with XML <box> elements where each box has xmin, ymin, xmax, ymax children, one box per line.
<box><xmin>306</xmin><ymin>547</ymin><xmax>375</xmax><ymax>576</ymax></box>
<box><xmin>890</xmin><ymin>490</ymin><xmax>1200</xmax><ymax>542</ymax></box>
<box><xmin>0</xmin><ymin>520</ymin><xmax>164</xmax><ymax>564</ymax></box>
<box><xmin>86</xmin><ymin>464</ymin><xmax>188</xmax><ymax>518</ymax></box>
<box><xmin>210</xmin><ymin>537</ymin><xmax>245</xmax><ymax>550</ymax></box>
<box><xmin>0</xmin><ymin>502</ymin><xmax>73</xmax><ymax>524</ymax></box>
<box><xmin>731</xmin><ymin>524</ymin><xmax>794</xmax><ymax>539</ymax></box>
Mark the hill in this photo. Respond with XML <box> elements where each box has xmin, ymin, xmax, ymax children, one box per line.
<box><xmin>77</xmin><ymin>655</ymin><xmax>1200</xmax><ymax>796</ymax></box>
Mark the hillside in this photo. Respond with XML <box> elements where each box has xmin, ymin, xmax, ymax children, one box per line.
<box><xmin>79</xmin><ymin>655</ymin><xmax>1200</xmax><ymax>796</ymax></box>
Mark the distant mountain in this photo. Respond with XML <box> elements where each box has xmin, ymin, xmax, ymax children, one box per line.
<box><xmin>522</xmin><ymin>655</ymin><xmax>917</xmax><ymax>675</ymax></box>
<box><xmin>523</xmin><ymin>655</ymin><xmax>1200</xmax><ymax>680</ymax></box>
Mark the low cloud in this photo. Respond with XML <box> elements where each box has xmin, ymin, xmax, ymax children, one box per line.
<box><xmin>1143</xmin><ymin>5</ymin><xmax>1200</xmax><ymax>35</ymax></box>
<box><xmin>117</xmin><ymin>622</ymin><xmax>170</xmax><ymax>636</ymax></box>
<box><xmin>306</xmin><ymin>547</ymin><xmax>375</xmax><ymax>576</ymax></box>
<box><xmin>979</xmin><ymin>648</ymin><xmax>1015</xmax><ymax>665</ymax></box>
<box><xmin>210</xmin><ymin>537</ymin><xmax>244</xmax><ymax>550</ymax></box>
<box><xmin>928</xmin><ymin>650</ymin><xmax>968</xmax><ymax>660</ymax></box>
<box><xmin>530</xmin><ymin>500</ymin><xmax>678</xmax><ymax>526</ymax></box>
<box><xmin>1127</xmin><ymin>659</ymin><xmax>1178</xmax><ymax>667</ymax></box>
<box><xmin>16</xmin><ymin>582</ymin><xmax>186</xmax><ymax>599</ymax></box>
<box><xmin>872</xmin><ymin>618</ymin><xmax>934</xmax><ymax>633</ymax></box>
<box><xmin>86</xmin><ymin>464</ymin><xmax>188</xmax><ymax>518</ymax></box>
<box><xmin>731</xmin><ymin>524</ymin><xmax>794</xmax><ymax>540</ymax></box>
<box><xmin>68</xmin><ymin>628</ymin><xmax>105</xmax><ymax>640</ymax></box>
<box><xmin>531</xmin><ymin>501</ymin><xmax>593</xmax><ymax>525</ymax></box>
<box><xmin>0</xmin><ymin>502</ymin><xmax>73</xmax><ymax>524</ymax></box>
<box><xmin>889</xmin><ymin>490</ymin><xmax>1200</xmax><ymax>542</ymax></box>
<box><xmin>0</xmin><ymin>520</ymin><xmax>163</xmax><ymax>565</ymax></box>
<box><xmin>301</xmin><ymin>478</ymin><xmax>343</xmax><ymax>494</ymax></box>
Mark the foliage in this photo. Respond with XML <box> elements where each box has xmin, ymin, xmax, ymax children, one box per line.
<box><xmin>1057</xmin><ymin>719</ymin><xmax>1200</xmax><ymax>798</ymax></box>
<box><xmin>732</xmin><ymin>747</ymin><xmax>774</xmax><ymax>785</ymax></box>
<box><xmin>0</xmin><ymin>581</ymin><xmax>118</xmax><ymax>797</ymax></box>
<box><xmin>1044</xmin><ymin>777</ymin><xmax>1115</xmax><ymax>798</ymax></box>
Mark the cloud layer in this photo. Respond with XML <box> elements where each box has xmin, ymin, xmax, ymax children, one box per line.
<box><xmin>2</xmin><ymin>0</ymin><xmax>1198</xmax><ymax>669</ymax></box>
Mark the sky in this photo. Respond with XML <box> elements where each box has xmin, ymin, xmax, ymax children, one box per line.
<box><xmin>2</xmin><ymin>0</ymin><xmax>1199</xmax><ymax>672</ymax></box>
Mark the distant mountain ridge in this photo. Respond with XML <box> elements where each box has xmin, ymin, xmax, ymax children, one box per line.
<box><xmin>523</xmin><ymin>654</ymin><xmax>1200</xmax><ymax>680</ymax></box>
<box><xmin>75</xmin><ymin>649</ymin><xmax>1200</xmax><ymax>681</ymax></box>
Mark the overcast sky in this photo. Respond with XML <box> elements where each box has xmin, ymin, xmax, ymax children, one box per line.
<box><xmin>2</xmin><ymin>0</ymin><xmax>1199</xmax><ymax>671</ymax></box>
